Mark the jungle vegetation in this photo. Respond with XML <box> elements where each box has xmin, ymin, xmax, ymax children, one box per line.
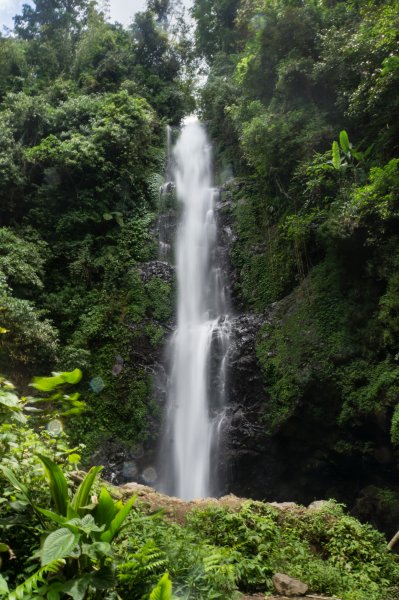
<box><xmin>1</xmin><ymin>0</ymin><xmax>399</xmax><ymax>597</ymax></box>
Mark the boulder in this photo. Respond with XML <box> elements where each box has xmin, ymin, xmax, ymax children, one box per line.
<box><xmin>269</xmin><ymin>502</ymin><xmax>298</xmax><ymax>510</ymax></box>
<box><xmin>272</xmin><ymin>573</ymin><xmax>308</xmax><ymax>597</ymax></box>
<box><xmin>308</xmin><ymin>500</ymin><xmax>330</xmax><ymax>510</ymax></box>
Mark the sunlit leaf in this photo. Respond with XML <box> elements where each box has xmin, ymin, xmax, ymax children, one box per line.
<box><xmin>331</xmin><ymin>141</ymin><xmax>341</xmax><ymax>171</ymax></box>
<box><xmin>339</xmin><ymin>130</ymin><xmax>351</xmax><ymax>155</ymax></box>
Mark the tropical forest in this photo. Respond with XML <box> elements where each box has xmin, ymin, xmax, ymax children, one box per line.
<box><xmin>1</xmin><ymin>0</ymin><xmax>399</xmax><ymax>598</ymax></box>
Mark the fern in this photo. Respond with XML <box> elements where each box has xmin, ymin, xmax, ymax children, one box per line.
<box><xmin>118</xmin><ymin>541</ymin><xmax>168</xmax><ymax>588</ymax></box>
<box><xmin>203</xmin><ymin>548</ymin><xmax>236</xmax><ymax>594</ymax></box>
<box><xmin>8</xmin><ymin>559</ymin><xmax>65</xmax><ymax>600</ymax></box>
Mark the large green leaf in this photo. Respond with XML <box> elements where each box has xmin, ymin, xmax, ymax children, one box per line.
<box><xmin>149</xmin><ymin>573</ymin><xmax>172</xmax><ymax>600</ymax></box>
<box><xmin>100</xmin><ymin>496</ymin><xmax>136</xmax><ymax>543</ymax></box>
<box><xmin>37</xmin><ymin>454</ymin><xmax>69</xmax><ymax>516</ymax></box>
<box><xmin>71</xmin><ymin>466</ymin><xmax>102</xmax><ymax>514</ymax></box>
<box><xmin>41</xmin><ymin>528</ymin><xmax>80</xmax><ymax>566</ymax></box>
<box><xmin>58</xmin><ymin>567</ymin><xmax>114</xmax><ymax>599</ymax></box>
<box><xmin>62</xmin><ymin>369</ymin><xmax>83</xmax><ymax>385</ymax></box>
<box><xmin>38</xmin><ymin>507</ymin><xmax>69</xmax><ymax>526</ymax></box>
<box><xmin>94</xmin><ymin>487</ymin><xmax>118</xmax><ymax>529</ymax></box>
<box><xmin>31</xmin><ymin>373</ymin><xmax>65</xmax><ymax>391</ymax></box>
<box><xmin>31</xmin><ymin>369</ymin><xmax>82</xmax><ymax>392</ymax></box>
<box><xmin>81</xmin><ymin>541</ymin><xmax>112</xmax><ymax>560</ymax></box>
<box><xmin>331</xmin><ymin>141</ymin><xmax>341</xmax><ymax>170</ymax></box>
<box><xmin>339</xmin><ymin>130</ymin><xmax>351</xmax><ymax>155</ymax></box>
<box><xmin>62</xmin><ymin>576</ymin><xmax>90</xmax><ymax>600</ymax></box>
<box><xmin>0</xmin><ymin>573</ymin><xmax>9</xmax><ymax>595</ymax></box>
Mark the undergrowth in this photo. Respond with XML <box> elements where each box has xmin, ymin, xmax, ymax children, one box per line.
<box><xmin>114</xmin><ymin>500</ymin><xmax>399</xmax><ymax>600</ymax></box>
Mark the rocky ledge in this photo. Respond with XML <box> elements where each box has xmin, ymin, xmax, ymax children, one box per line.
<box><xmin>72</xmin><ymin>471</ymin><xmax>331</xmax><ymax>524</ymax></box>
<box><xmin>108</xmin><ymin>479</ymin><xmax>332</xmax><ymax>524</ymax></box>
<box><xmin>244</xmin><ymin>596</ymin><xmax>340</xmax><ymax>600</ymax></box>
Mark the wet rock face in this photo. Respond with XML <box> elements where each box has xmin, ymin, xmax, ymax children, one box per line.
<box><xmin>157</xmin><ymin>210</ymin><xmax>177</xmax><ymax>261</ymax></box>
<box><xmin>215</xmin><ymin>312</ymin><xmax>278</xmax><ymax>498</ymax></box>
<box><xmin>91</xmin><ymin>440</ymin><xmax>157</xmax><ymax>487</ymax></box>
<box><xmin>214</xmin><ymin>191</ymin><xmax>241</xmax><ymax>309</ymax></box>
<box><xmin>228</xmin><ymin>313</ymin><xmax>267</xmax><ymax>406</ymax></box>
<box><xmin>139</xmin><ymin>260</ymin><xmax>175</xmax><ymax>285</ymax></box>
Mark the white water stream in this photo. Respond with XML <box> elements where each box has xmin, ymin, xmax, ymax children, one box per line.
<box><xmin>160</xmin><ymin>119</ymin><xmax>230</xmax><ymax>500</ymax></box>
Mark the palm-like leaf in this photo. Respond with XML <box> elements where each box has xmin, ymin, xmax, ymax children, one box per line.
<box><xmin>339</xmin><ymin>130</ymin><xmax>351</xmax><ymax>155</ymax></box>
<box><xmin>149</xmin><ymin>573</ymin><xmax>172</xmax><ymax>600</ymax></box>
<box><xmin>94</xmin><ymin>487</ymin><xmax>118</xmax><ymax>529</ymax></box>
<box><xmin>71</xmin><ymin>466</ymin><xmax>102</xmax><ymax>514</ymax></box>
<box><xmin>0</xmin><ymin>573</ymin><xmax>9</xmax><ymax>595</ymax></box>
<box><xmin>332</xmin><ymin>141</ymin><xmax>341</xmax><ymax>170</ymax></box>
<box><xmin>100</xmin><ymin>495</ymin><xmax>136</xmax><ymax>543</ymax></box>
<box><xmin>38</xmin><ymin>454</ymin><xmax>69</xmax><ymax>516</ymax></box>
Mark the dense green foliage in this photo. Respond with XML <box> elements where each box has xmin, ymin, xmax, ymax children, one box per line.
<box><xmin>196</xmin><ymin>0</ymin><xmax>399</xmax><ymax>520</ymax></box>
<box><xmin>0</xmin><ymin>376</ymin><xmax>173</xmax><ymax>598</ymax></box>
<box><xmin>1</xmin><ymin>377</ymin><xmax>398</xmax><ymax>599</ymax></box>
<box><xmin>2</xmin><ymin>0</ymin><xmax>399</xmax><ymax>595</ymax></box>
<box><xmin>0</xmin><ymin>0</ymin><xmax>184</xmax><ymax>458</ymax></box>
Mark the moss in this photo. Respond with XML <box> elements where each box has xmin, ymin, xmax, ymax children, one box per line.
<box><xmin>230</xmin><ymin>181</ymin><xmax>296</xmax><ymax>310</ymax></box>
<box><xmin>145</xmin><ymin>277</ymin><xmax>173</xmax><ymax>321</ymax></box>
<box><xmin>256</xmin><ymin>249</ymin><xmax>399</xmax><ymax>437</ymax></box>
<box><xmin>63</xmin><ymin>256</ymin><xmax>173</xmax><ymax>460</ymax></box>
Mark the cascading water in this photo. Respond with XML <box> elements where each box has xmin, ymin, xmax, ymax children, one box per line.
<box><xmin>159</xmin><ymin>119</ymin><xmax>230</xmax><ymax>500</ymax></box>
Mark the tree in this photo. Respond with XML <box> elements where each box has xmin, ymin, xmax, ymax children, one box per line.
<box><xmin>14</xmin><ymin>0</ymin><xmax>92</xmax><ymax>78</ymax></box>
<box><xmin>14</xmin><ymin>0</ymin><xmax>90</xmax><ymax>41</ymax></box>
<box><xmin>192</xmin><ymin>0</ymin><xmax>241</xmax><ymax>61</ymax></box>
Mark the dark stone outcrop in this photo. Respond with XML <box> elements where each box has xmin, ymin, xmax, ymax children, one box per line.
<box><xmin>138</xmin><ymin>260</ymin><xmax>175</xmax><ymax>285</ymax></box>
<box><xmin>91</xmin><ymin>439</ymin><xmax>160</xmax><ymax>487</ymax></box>
<box><xmin>228</xmin><ymin>313</ymin><xmax>268</xmax><ymax>406</ymax></box>
<box><xmin>213</xmin><ymin>312</ymin><xmax>276</xmax><ymax>497</ymax></box>
<box><xmin>214</xmin><ymin>189</ymin><xmax>241</xmax><ymax>309</ymax></box>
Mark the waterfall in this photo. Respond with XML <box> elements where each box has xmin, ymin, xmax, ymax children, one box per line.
<box><xmin>159</xmin><ymin>119</ymin><xmax>230</xmax><ymax>500</ymax></box>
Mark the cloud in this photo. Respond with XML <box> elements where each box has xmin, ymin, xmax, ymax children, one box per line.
<box><xmin>0</xmin><ymin>0</ymin><xmax>18</xmax><ymax>8</ymax></box>
<box><xmin>0</xmin><ymin>0</ymin><xmax>27</xmax><ymax>30</ymax></box>
<box><xmin>108</xmin><ymin>0</ymin><xmax>147</xmax><ymax>26</ymax></box>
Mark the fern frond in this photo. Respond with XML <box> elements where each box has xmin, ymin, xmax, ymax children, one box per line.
<box><xmin>117</xmin><ymin>541</ymin><xmax>168</xmax><ymax>589</ymax></box>
<box><xmin>118</xmin><ymin>541</ymin><xmax>167</xmax><ymax>575</ymax></box>
<box><xmin>8</xmin><ymin>559</ymin><xmax>65</xmax><ymax>600</ymax></box>
<box><xmin>204</xmin><ymin>552</ymin><xmax>225</xmax><ymax>572</ymax></box>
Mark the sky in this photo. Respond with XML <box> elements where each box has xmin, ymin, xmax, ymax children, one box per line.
<box><xmin>0</xmin><ymin>0</ymin><xmax>191</xmax><ymax>31</ymax></box>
